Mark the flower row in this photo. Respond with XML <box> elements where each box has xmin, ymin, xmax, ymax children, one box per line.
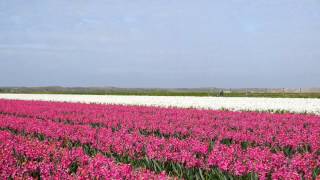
<box><xmin>1</xmin><ymin>100</ymin><xmax>320</xmax><ymax>152</ymax></box>
<box><xmin>0</xmin><ymin>130</ymin><xmax>168</xmax><ymax>179</ymax></box>
<box><xmin>1</xmin><ymin>109</ymin><xmax>319</xmax><ymax>179</ymax></box>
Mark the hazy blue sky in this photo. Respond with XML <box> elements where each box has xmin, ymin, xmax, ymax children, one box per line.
<box><xmin>0</xmin><ymin>0</ymin><xmax>319</xmax><ymax>88</ymax></box>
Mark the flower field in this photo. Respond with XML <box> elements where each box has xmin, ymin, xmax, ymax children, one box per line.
<box><xmin>0</xmin><ymin>94</ymin><xmax>320</xmax><ymax>114</ymax></box>
<box><xmin>0</xmin><ymin>99</ymin><xmax>320</xmax><ymax>179</ymax></box>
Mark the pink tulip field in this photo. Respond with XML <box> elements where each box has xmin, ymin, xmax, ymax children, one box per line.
<box><xmin>0</xmin><ymin>99</ymin><xmax>320</xmax><ymax>179</ymax></box>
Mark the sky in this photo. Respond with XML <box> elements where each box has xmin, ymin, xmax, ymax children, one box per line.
<box><xmin>0</xmin><ymin>0</ymin><xmax>320</xmax><ymax>88</ymax></box>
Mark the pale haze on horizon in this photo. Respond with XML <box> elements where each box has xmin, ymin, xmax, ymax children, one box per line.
<box><xmin>0</xmin><ymin>0</ymin><xmax>320</xmax><ymax>88</ymax></box>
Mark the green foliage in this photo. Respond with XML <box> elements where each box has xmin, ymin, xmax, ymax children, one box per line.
<box><xmin>69</xmin><ymin>161</ymin><xmax>79</xmax><ymax>174</ymax></box>
<box><xmin>36</xmin><ymin>134</ymin><xmax>45</xmax><ymax>141</ymax></box>
<box><xmin>241</xmin><ymin>141</ymin><xmax>249</xmax><ymax>150</ymax></box>
<box><xmin>297</xmin><ymin>144</ymin><xmax>311</xmax><ymax>154</ymax></box>
<box><xmin>29</xmin><ymin>168</ymin><xmax>41</xmax><ymax>179</ymax></box>
<box><xmin>83</xmin><ymin>144</ymin><xmax>98</xmax><ymax>157</ymax></box>
<box><xmin>111</xmin><ymin>124</ymin><xmax>122</xmax><ymax>132</ymax></box>
<box><xmin>283</xmin><ymin>146</ymin><xmax>295</xmax><ymax>157</ymax></box>
<box><xmin>313</xmin><ymin>167</ymin><xmax>320</xmax><ymax>180</ymax></box>
<box><xmin>208</xmin><ymin>140</ymin><xmax>215</xmax><ymax>153</ymax></box>
<box><xmin>13</xmin><ymin>149</ymin><xmax>28</xmax><ymax>167</ymax></box>
<box><xmin>139</xmin><ymin>129</ymin><xmax>189</xmax><ymax>140</ymax></box>
<box><xmin>90</xmin><ymin>122</ymin><xmax>103</xmax><ymax>128</ymax></box>
<box><xmin>221</xmin><ymin>138</ymin><xmax>233</xmax><ymax>146</ymax></box>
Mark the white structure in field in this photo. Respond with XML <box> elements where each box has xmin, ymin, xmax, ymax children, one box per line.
<box><xmin>0</xmin><ymin>94</ymin><xmax>320</xmax><ymax>115</ymax></box>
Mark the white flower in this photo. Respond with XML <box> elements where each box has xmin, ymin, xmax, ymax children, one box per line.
<box><xmin>0</xmin><ymin>94</ymin><xmax>320</xmax><ymax>115</ymax></box>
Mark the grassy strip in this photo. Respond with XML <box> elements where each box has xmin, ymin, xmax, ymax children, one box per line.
<box><xmin>1</xmin><ymin>90</ymin><xmax>320</xmax><ymax>98</ymax></box>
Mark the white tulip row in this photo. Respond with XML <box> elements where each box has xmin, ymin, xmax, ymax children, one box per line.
<box><xmin>1</xmin><ymin>93</ymin><xmax>320</xmax><ymax>115</ymax></box>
